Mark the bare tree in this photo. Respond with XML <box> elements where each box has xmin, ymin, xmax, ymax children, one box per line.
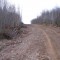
<box><xmin>0</xmin><ymin>0</ymin><xmax>23</xmax><ymax>39</ymax></box>
<box><xmin>31</xmin><ymin>7</ymin><xmax>60</xmax><ymax>26</ymax></box>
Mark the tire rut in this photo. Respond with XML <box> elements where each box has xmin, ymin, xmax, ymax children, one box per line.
<box><xmin>42</xmin><ymin>30</ymin><xmax>57</xmax><ymax>60</ymax></box>
<box><xmin>42</xmin><ymin>27</ymin><xmax>60</xmax><ymax>60</ymax></box>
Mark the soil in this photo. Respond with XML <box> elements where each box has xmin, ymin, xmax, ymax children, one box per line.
<box><xmin>0</xmin><ymin>24</ymin><xmax>60</xmax><ymax>60</ymax></box>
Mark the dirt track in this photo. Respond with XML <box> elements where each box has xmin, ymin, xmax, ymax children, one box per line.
<box><xmin>0</xmin><ymin>24</ymin><xmax>60</xmax><ymax>60</ymax></box>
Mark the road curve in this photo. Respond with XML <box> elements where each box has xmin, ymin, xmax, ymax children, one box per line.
<box><xmin>0</xmin><ymin>24</ymin><xmax>60</xmax><ymax>60</ymax></box>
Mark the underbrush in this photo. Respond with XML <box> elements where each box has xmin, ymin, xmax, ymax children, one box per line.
<box><xmin>0</xmin><ymin>24</ymin><xmax>28</xmax><ymax>40</ymax></box>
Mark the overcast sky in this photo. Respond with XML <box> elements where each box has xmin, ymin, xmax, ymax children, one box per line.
<box><xmin>8</xmin><ymin>0</ymin><xmax>60</xmax><ymax>24</ymax></box>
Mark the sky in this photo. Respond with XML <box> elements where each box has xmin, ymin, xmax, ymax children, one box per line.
<box><xmin>8</xmin><ymin>0</ymin><xmax>60</xmax><ymax>24</ymax></box>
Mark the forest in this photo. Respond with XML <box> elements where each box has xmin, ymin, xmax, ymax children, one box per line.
<box><xmin>31</xmin><ymin>7</ymin><xmax>60</xmax><ymax>27</ymax></box>
<box><xmin>0</xmin><ymin>0</ymin><xmax>23</xmax><ymax>39</ymax></box>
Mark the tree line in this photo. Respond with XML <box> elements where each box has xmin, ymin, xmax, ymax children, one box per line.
<box><xmin>0</xmin><ymin>0</ymin><xmax>23</xmax><ymax>39</ymax></box>
<box><xmin>31</xmin><ymin>7</ymin><xmax>60</xmax><ymax>26</ymax></box>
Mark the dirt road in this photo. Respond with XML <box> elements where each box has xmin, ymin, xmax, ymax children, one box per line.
<box><xmin>0</xmin><ymin>24</ymin><xmax>60</xmax><ymax>60</ymax></box>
